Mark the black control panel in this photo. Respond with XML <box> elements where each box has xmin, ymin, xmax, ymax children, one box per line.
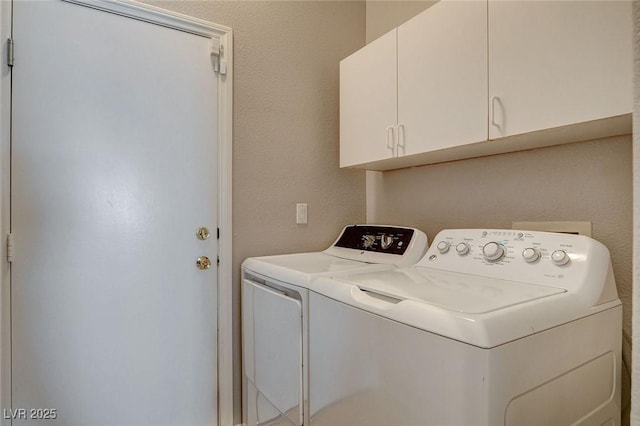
<box><xmin>334</xmin><ymin>225</ymin><xmax>414</xmax><ymax>255</ymax></box>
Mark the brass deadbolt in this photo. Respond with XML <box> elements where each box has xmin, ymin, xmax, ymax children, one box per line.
<box><xmin>197</xmin><ymin>227</ymin><xmax>210</xmax><ymax>240</ymax></box>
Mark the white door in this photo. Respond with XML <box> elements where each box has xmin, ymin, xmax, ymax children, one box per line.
<box><xmin>11</xmin><ymin>1</ymin><xmax>219</xmax><ymax>425</ymax></box>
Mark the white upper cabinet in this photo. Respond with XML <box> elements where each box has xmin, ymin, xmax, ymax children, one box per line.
<box><xmin>340</xmin><ymin>0</ymin><xmax>632</xmax><ymax>170</ymax></box>
<box><xmin>488</xmin><ymin>0</ymin><xmax>632</xmax><ymax>140</ymax></box>
<box><xmin>340</xmin><ymin>30</ymin><xmax>397</xmax><ymax>168</ymax></box>
<box><xmin>398</xmin><ymin>0</ymin><xmax>487</xmax><ymax>156</ymax></box>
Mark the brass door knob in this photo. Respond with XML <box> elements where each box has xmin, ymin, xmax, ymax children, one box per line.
<box><xmin>196</xmin><ymin>256</ymin><xmax>212</xmax><ymax>270</ymax></box>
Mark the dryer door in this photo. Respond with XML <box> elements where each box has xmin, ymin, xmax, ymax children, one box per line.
<box><xmin>243</xmin><ymin>279</ymin><xmax>303</xmax><ymax>426</ymax></box>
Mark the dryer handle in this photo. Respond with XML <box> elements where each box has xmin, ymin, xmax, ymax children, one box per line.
<box><xmin>244</xmin><ymin>277</ymin><xmax>302</xmax><ymax>302</ymax></box>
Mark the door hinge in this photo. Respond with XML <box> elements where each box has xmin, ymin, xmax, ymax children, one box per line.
<box><xmin>217</xmin><ymin>255</ymin><xmax>220</xmax><ymax>266</ymax></box>
<box><xmin>7</xmin><ymin>38</ymin><xmax>14</xmax><ymax>67</ymax></box>
<box><xmin>217</xmin><ymin>227</ymin><xmax>220</xmax><ymax>239</ymax></box>
<box><xmin>7</xmin><ymin>233</ymin><xmax>14</xmax><ymax>262</ymax></box>
<box><xmin>210</xmin><ymin>38</ymin><xmax>227</xmax><ymax>75</ymax></box>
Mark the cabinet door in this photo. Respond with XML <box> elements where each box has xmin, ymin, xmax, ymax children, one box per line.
<box><xmin>340</xmin><ymin>30</ymin><xmax>397</xmax><ymax>167</ymax></box>
<box><xmin>398</xmin><ymin>1</ymin><xmax>488</xmax><ymax>156</ymax></box>
<box><xmin>489</xmin><ymin>0</ymin><xmax>632</xmax><ymax>140</ymax></box>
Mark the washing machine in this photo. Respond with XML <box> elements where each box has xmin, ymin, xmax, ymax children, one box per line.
<box><xmin>309</xmin><ymin>229</ymin><xmax>622</xmax><ymax>425</ymax></box>
<box><xmin>241</xmin><ymin>225</ymin><xmax>428</xmax><ymax>426</ymax></box>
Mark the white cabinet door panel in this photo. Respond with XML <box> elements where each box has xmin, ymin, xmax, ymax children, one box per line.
<box><xmin>398</xmin><ymin>0</ymin><xmax>488</xmax><ymax>155</ymax></box>
<box><xmin>340</xmin><ymin>30</ymin><xmax>398</xmax><ymax>167</ymax></box>
<box><xmin>489</xmin><ymin>0</ymin><xmax>632</xmax><ymax>139</ymax></box>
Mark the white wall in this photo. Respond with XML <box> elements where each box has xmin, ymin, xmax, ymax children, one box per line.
<box><xmin>142</xmin><ymin>1</ymin><xmax>367</xmax><ymax>423</ymax></box>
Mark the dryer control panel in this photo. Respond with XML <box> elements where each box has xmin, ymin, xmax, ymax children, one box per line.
<box><xmin>418</xmin><ymin>229</ymin><xmax>615</xmax><ymax>300</ymax></box>
<box><xmin>325</xmin><ymin>225</ymin><xmax>428</xmax><ymax>267</ymax></box>
<box><xmin>334</xmin><ymin>225</ymin><xmax>415</xmax><ymax>255</ymax></box>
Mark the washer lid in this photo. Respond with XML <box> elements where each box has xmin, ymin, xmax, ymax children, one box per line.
<box><xmin>351</xmin><ymin>267</ymin><xmax>565</xmax><ymax>314</ymax></box>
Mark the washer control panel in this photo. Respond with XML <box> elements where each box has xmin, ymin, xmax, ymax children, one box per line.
<box><xmin>418</xmin><ymin>229</ymin><xmax>611</xmax><ymax>291</ymax></box>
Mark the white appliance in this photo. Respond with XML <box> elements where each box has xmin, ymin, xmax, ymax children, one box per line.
<box><xmin>241</xmin><ymin>225</ymin><xmax>428</xmax><ymax>426</ymax></box>
<box><xmin>310</xmin><ymin>229</ymin><xmax>622</xmax><ymax>425</ymax></box>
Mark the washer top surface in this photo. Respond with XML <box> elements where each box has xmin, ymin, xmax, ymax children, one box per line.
<box><xmin>242</xmin><ymin>225</ymin><xmax>428</xmax><ymax>288</ymax></box>
<box><xmin>312</xmin><ymin>229</ymin><xmax>621</xmax><ymax>348</ymax></box>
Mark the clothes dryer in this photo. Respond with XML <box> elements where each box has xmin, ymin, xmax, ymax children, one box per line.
<box><xmin>310</xmin><ymin>229</ymin><xmax>621</xmax><ymax>425</ymax></box>
<box><xmin>241</xmin><ymin>225</ymin><xmax>428</xmax><ymax>426</ymax></box>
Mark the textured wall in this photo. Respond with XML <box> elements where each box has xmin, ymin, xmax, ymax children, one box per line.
<box><xmin>632</xmin><ymin>2</ymin><xmax>639</xmax><ymax>424</ymax></box>
<box><xmin>366</xmin><ymin>1</ymin><xmax>634</xmax><ymax>423</ymax></box>
<box><xmin>365</xmin><ymin>0</ymin><xmax>434</xmax><ymax>43</ymax></box>
<box><xmin>141</xmin><ymin>1</ymin><xmax>366</xmax><ymax>423</ymax></box>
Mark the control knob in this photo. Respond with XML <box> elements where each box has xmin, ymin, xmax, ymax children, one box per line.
<box><xmin>436</xmin><ymin>241</ymin><xmax>451</xmax><ymax>254</ymax></box>
<box><xmin>521</xmin><ymin>247</ymin><xmax>541</xmax><ymax>263</ymax></box>
<box><xmin>455</xmin><ymin>242</ymin><xmax>470</xmax><ymax>256</ymax></box>
<box><xmin>551</xmin><ymin>250</ymin><xmax>570</xmax><ymax>266</ymax></box>
<box><xmin>362</xmin><ymin>234</ymin><xmax>375</xmax><ymax>249</ymax></box>
<box><xmin>380</xmin><ymin>234</ymin><xmax>394</xmax><ymax>249</ymax></box>
<box><xmin>482</xmin><ymin>242</ymin><xmax>505</xmax><ymax>262</ymax></box>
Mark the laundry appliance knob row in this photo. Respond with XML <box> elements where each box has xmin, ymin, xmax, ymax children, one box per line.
<box><xmin>434</xmin><ymin>238</ymin><xmax>571</xmax><ymax>267</ymax></box>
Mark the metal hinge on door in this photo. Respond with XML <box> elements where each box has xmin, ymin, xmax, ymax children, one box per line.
<box><xmin>7</xmin><ymin>38</ymin><xmax>14</xmax><ymax>67</ymax></box>
<box><xmin>210</xmin><ymin>38</ymin><xmax>227</xmax><ymax>75</ymax></box>
<box><xmin>7</xmin><ymin>233</ymin><xmax>13</xmax><ymax>262</ymax></box>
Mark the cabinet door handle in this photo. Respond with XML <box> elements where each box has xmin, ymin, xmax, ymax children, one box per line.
<box><xmin>491</xmin><ymin>96</ymin><xmax>501</xmax><ymax>129</ymax></box>
<box><xmin>397</xmin><ymin>124</ymin><xmax>406</xmax><ymax>155</ymax></box>
<box><xmin>386</xmin><ymin>126</ymin><xmax>395</xmax><ymax>156</ymax></box>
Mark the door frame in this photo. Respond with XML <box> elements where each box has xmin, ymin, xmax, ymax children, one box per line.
<box><xmin>0</xmin><ymin>1</ymin><xmax>234</xmax><ymax>424</ymax></box>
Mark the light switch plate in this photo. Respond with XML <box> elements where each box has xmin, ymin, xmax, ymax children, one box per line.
<box><xmin>296</xmin><ymin>203</ymin><xmax>308</xmax><ymax>224</ymax></box>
